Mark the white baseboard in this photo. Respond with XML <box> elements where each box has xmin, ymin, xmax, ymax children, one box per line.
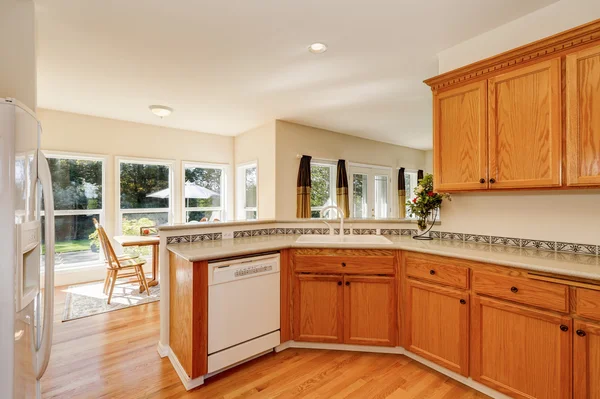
<box><xmin>167</xmin><ymin>347</ymin><xmax>205</xmax><ymax>391</ymax></box>
<box><xmin>157</xmin><ymin>341</ymin><xmax>169</xmax><ymax>358</ymax></box>
<box><xmin>279</xmin><ymin>341</ymin><xmax>511</xmax><ymax>399</ymax></box>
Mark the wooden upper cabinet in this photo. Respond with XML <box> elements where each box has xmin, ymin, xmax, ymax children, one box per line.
<box><xmin>471</xmin><ymin>296</ymin><xmax>572</xmax><ymax>399</ymax></box>
<box><xmin>566</xmin><ymin>44</ymin><xmax>600</xmax><ymax>186</ymax></box>
<box><xmin>293</xmin><ymin>274</ymin><xmax>343</xmax><ymax>343</ymax></box>
<box><xmin>343</xmin><ymin>275</ymin><xmax>396</xmax><ymax>347</ymax></box>
<box><xmin>404</xmin><ymin>280</ymin><xmax>469</xmax><ymax>376</ymax></box>
<box><xmin>488</xmin><ymin>59</ymin><xmax>562</xmax><ymax>189</ymax></box>
<box><xmin>434</xmin><ymin>80</ymin><xmax>488</xmax><ymax>191</ymax></box>
<box><xmin>573</xmin><ymin>320</ymin><xmax>600</xmax><ymax>399</ymax></box>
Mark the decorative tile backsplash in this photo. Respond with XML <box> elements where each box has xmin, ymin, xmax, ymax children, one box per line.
<box><xmin>165</xmin><ymin>226</ymin><xmax>599</xmax><ymax>257</ymax></box>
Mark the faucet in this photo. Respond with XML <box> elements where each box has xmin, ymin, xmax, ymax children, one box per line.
<box><xmin>320</xmin><ymin>205</ymin><xmax>345</xmax><ymax>237</ymax></box>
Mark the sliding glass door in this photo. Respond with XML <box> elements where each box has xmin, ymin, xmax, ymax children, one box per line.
<box><xmin>349</xmin><ymin>165</ymin><xmax>392</xmax><ymax>219</ymax></box>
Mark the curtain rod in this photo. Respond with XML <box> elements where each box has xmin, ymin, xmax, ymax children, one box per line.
<box><xmin>296</xmin><ymin>154</ymin><xmax>422</xmax><ymax>172</ymax></box>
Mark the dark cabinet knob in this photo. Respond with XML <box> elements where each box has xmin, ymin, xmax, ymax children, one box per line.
<box><xmin>430</xmin><ymin>270</ymin><xmax>436</xmax><ymax>275</ymax></box>
<box><xmin>560</xmin><ymin>325</ymin><xmax>569</xmax><ymax>332</ymax></box>
<box><xmin>337</xmin><ymin>281</ymin><xmax>342</xmax><ymax>286</ymax></box>
<box><xmin>510</xmin><ymin>286</ymin><xmax>518</xmax><ymax>293</ymax></box>
<box><xmin>576</xmin><ymin>329</ymin><xmax>586</xmax><ymax>337</ymax></box>
<box><xmin>341</xmin><ymin>262</ymin><xmax>346</xmax><ymax>267</ymax></box>
<box><xmin>479</xmin><ymin>178</ymin><xmax>485</xmax><ymax>184</ymax></box>
<box><xmin>460</xmin><ymin>299</ymin><xmax>466</xmax><ymax>305</ymax></box>
<box><xmin>490</xmin><ymin>178</ymin><xmax>496</xmax><ymax>184</ymax></box>
<box><xmin>345</xmin><ymin>281</ymin><xmax>350</xmax><ymax>286</ymax></box>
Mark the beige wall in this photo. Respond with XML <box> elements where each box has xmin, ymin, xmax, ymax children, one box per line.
<box><xmin>436</xmin><ymin>2</ymin><xmax>600</xmax><ymax>245</ymax></box>
<box><xmin>234</xmin><ymin>122</ymin><xmax>276</xmax><ymax>219</ymax></box>
<box><xmin>275</xmin><ymin>120</ymin><xmax>426</xmax><ymax>219</ymax></box>
<box><xmin>424</xmin><ymin>150</ymin><xmax>433</xmax><ymax>174</ymax></box>
<box><xmin>1</xmin><ymin>0</ymin><xmax>37</xmax><ymax>110</ymax></box>
<box><xmin>38</xmin><ymin>109</ymin><xmax>235</xmax><ymax>241</ymax></box>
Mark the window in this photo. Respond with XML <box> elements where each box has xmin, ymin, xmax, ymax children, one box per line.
<box><xmin>349</xmin><ymin>164</ymin><xmax>392</xmax><ymax>219</ymax></box>
<box><xmin>310</xmin><ymin>161</ymin><xmax>336</xmax><ymax>218</ymax></box>
<box><xmin>42</xmin><ymin>153</ymin><xmax>105</xmax><ymax>270</ymax></box>
<box><xmin>118</xmin><ymin>158</ymin><xmax>172</xmax><ymax>235</ymax></box>
<box><xmin>184</xmin><ymin>163</ymin><xmax>227</xmax><ymax>222</ymax></box>
<box><xmin>236</xmin><ymin>162</ymin><xmax>258</xmax><ymax>220</ymax></box>
<box><xmin>404</xmin><ymin>171</ymin><xmax>418</xmax><ymax>219</ymax></box>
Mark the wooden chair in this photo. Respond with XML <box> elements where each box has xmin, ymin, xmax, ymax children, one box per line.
<box><xmin>93</xmin><ymin>218</ymin><xmax>150</xmax><ymax>304</ymax></box>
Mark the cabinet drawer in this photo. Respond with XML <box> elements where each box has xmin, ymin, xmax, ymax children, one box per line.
<box><xmin>472</xmin><ymin>271</ymin><xmax>569</xmax><ymax>313</ymax></box>
<box><xmin>576</xmin><ymin>288</ymin><xmax>600</xmax><ymax>322</ymax></box>
<box><xmin>405</xmin><ymin>253</ymin><xmax>469</xmax><ymax>289</ymax></box>
<box><xmin>294</xmin><ymin>255</ymin><xmax>395</xmax><ymax>275</ymax></box>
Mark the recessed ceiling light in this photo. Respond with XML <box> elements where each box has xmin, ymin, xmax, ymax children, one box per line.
<box><xmin>149</xmin><ymin>105</ymin><xmax>173</xmax><ymax>118</ymax></box>
<box><xmin>308</xmin><ymin>42</ymin><xmax>327</xmax><ymax>54</ymax></box>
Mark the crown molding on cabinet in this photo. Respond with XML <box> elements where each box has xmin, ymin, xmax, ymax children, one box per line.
<box><xmin>424</xmin><ymin>18</ymin><xmax>600</xmax><ymax>92</ymax></box>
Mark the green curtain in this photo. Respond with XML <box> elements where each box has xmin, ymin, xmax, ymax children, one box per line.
<box><xmin>398</xmin><ymin>167</ymin><xmax>406</xmax><ymax>219</ymax></box>
<box><xmin>296</xmin><ymin>155</ymin><xmax>312</xmax><ymax>218</ymax></box>
<box><xmin>336</xmin><ymin>160</ymin><xmax>350</xmax><ymax>217</ymax></box>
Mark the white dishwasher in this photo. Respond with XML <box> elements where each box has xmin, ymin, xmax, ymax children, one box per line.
<box><xmin>207</xmin><ymin>253</ymin><xmax>280</xmax><ymax>374</ymax></box>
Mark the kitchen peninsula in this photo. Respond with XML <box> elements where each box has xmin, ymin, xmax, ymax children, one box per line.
<box><xmin>158</xmin><ymin>220</ymin><xmax>600</xmax><ymax>399</ymax></box>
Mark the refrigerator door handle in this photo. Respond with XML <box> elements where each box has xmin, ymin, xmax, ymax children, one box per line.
<box><xmin>35</xmin><ymin>150</ymin><xmax>54</xmax><ymax>380</ymax></box>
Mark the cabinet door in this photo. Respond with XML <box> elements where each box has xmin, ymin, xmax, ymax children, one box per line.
<box><xmin>566</xmin><ymin>44</ymin><xmax>600</xmax><ymax>186</ymax></box>
<box><xmin>343</xmin><ymin>275</ymin><xmax>396</xmax><ymax>346</ymax></box>
<box><xmin>404</xmin><ymin>280</ymin><xmax>469</xmax><ymax>376</ymax></box>
<box><xmin>574</xmin><ymin>320</ymin><xmax>600</xmax><ymax>399</ymax></box>
<box><xmin>293</xmin><ymin>274</ymin><xmax>343</xmax><ymax>343</ymax></box>
<box><xmin>471</xmin><ymin>296</ymin><xmax>572</xmax><ymax>399</ymax></box>
<box><xmin>433</xmin><ymin>80</ymin><xmax>488</xmax><ymax>191</ymax></box>
<box><xmin>488</xmin><ymin>59</ymin><xmax>562</xmax><ymax>189</ymax></box>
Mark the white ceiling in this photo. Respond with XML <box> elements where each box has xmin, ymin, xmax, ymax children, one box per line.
<box><xmin>35</xmin><ymin>0</ymin><xmax>557</xmax><ymax>150</ymax></box>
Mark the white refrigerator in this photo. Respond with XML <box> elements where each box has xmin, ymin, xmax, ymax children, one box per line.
<box><xmin>0</xmin><ymin>98</ymin><xmax>55</xmax><ymax>398</ymax></box>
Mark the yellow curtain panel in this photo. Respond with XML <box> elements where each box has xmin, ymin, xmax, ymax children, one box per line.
<box><xmin>398</xmin><ymin>167</ymin><xmax>406</xmax><ymax>219</ymax></box>
<box><xmin>336</xmin><ymin>160</ymin><xmax>350</xmax><ymax>217</ymax></box>
<box><xmin>296</xmin><ymin>155</ymin><xmax>312</xmax><ymax>218</ymax></box>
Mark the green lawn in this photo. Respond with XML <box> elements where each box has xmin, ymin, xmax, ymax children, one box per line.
<box><xmin>43</xmin><ymin>239</ymin><xmax>91</xmax><ymax>254</ymax></box>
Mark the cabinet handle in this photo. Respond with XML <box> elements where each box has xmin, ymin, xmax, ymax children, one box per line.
<box><xmin>460</xmin><ymin>299</ymin><xmax>466</xmax><ymax>305</ymax></box>
<box><xmin>341</xmin><ymin>262</ymin><xmax>346</xmax><ymax>267</ymax></box>
<box><xmin>337</xmin><ymin>281</ymin><xmax>342</xmax><ymax>286</ymax></box>
<box><xmin>345</xmin><ymin>281</ymin><xmax>350</xmax><ymax>286</ymax></box>
<box><xmin>576</xmin><ymin>329</ymin><xmax>586</xmax><ymax>337</ymax></box>
<box><xmin>510</xmin><ymin>286</ymin><xmax>518</xmax><ymax>293</ymax></box>
<box><xmin>490</xmin><ymin>178</ymin><xmax>496</xmax><ymax>184</ymax></box>
<box><xmin>430</xmin><ymin>270</ymin><xmax>436</xmax><ymax>275</ymax></box>
<box><xmin>560</xmin><ymin>325</ymin><xmax>569</xmax><ymax>332</ymax></box>
<box><xmin>479</xmin><ymin>178</ymin><xmax>485</xmax><ymax>184</ymax></box>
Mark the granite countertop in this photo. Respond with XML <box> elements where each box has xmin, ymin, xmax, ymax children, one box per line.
<box><xmin>167</xmin><ymin>235</ymin><xmax>600</xmax><ymax>281</ymax></box>
<box><xmin>158</xmin><ymin>218</ymin><xmax>426</xmax><ymax>231</ymax></box>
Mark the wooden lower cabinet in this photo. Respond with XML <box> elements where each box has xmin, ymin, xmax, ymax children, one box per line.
<box><xmin>293</xmin><ymin>274</ymin><xmax>343</xmax><ymax>343</ymax></box>
<box><xmin>574</xmin><ymin>320</ymin><xmax>600</xmax><ymax>399</ymax></box>
<box><xmin>344</xmin><ymin>275</ymin><xmax>396</xmax><ymax>347</ymax></box>
<box><xmin>471</xmin><ymin>295</ymin><xmax>572</xmax><ymax>399</ymax></box>
<box><xmin>403</xmin><ymin>279</ymin><xmax>469</xmax><ymax>376</ymax></box>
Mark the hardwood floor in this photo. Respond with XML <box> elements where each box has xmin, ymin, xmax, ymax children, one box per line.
<box><xmin>42</xmin><ymin>286</ymin><xmax>489</xmax><ymax>399</ymax></box>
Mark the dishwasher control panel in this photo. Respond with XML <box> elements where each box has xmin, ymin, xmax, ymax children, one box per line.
<box><xmin>234</xmin><ymin>264</ymin><xmax>273</xmax><ymax>278</ymax></box>
<box><xmin>208</xmin><ymin>253</ymin><xmax>280</xmax><ymax>285</ymax></box>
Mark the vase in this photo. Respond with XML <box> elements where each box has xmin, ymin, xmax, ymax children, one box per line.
<box><xmin>413</xmin><ymin>209</ymin><xmax>437</xmax><ymax>240</ymax></box>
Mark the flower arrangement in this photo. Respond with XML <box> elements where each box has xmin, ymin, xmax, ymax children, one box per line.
<box><xmin>406</xmin><ymin>174</ymin><xmax>451</xmax><ymax>234</ymax></box>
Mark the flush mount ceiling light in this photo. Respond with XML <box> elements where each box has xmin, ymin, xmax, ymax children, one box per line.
<box><xmin>308</xmin><ymin>42</ymin><xmax>327</xmax><ymax>54</ymax></box>
<box><xmin>149</xmin><ymin>105</ymin><xmax>173</xmax><ymax>118</ymax></box>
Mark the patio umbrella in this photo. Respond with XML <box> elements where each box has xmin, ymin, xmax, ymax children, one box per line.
<box><xmin>147</xmin><ymin>182</ymin><xmax>220</xmax><ymax>222</ymax></box>
<box><xmin>146</xmin><ymin>182</ymin><xmax>219</xmax><ymax>199</ymax></box>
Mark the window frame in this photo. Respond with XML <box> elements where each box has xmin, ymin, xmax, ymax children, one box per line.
<box><xmin>116</xmin><ymin>156</ymin><xmax>175</xmax><ymax>234</ymax></box>
<box><xmin>309</xmin><ymin>159</ymin><xmax>337</xmax><ymax>219</ymax></box>
<box><xmin>42</xmin><ymin>150</ymin><xmax>108</xmax><ymax>269</ymax></box>
<box><xmin>236</xmin><ymin>160</ymin><xmax>258</xmax><ymax>221</ymax></box>
<box><xmin>182</xmin><ymin>161</ymin><xmax>229</xmax><ymax>223</ymax></box>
